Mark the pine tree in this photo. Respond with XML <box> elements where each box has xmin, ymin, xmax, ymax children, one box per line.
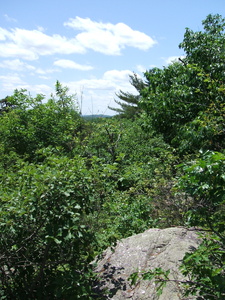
<box><xmin>109</xmin><ymin>73</ymin><xmax>146</xmax><ymax>119</ymax></box>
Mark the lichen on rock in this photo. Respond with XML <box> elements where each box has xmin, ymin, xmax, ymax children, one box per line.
<box><xmin>93</xmin><ymin>227</ymin><xmax>201</xmax><ymax>299</ymax></box>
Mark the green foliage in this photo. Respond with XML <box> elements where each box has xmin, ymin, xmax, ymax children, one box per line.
<box><xmin>77</xmin><ymin>118</ymin><xmax>178</xmax><ymax>246</ymax></box>
<box><xmin>0</xmin><ymin>90</ymin><xmax>178</xmax><ymax>298</ymax></box>
<box><xmin>181</xmin><ymin>235</ymin><xmax>225</xmax><ymax>300</ymax></box>
<box><xmin>140</xmin><ymin>14</ymin><xmax>225</xmax><ymax>149</ymax></box>
<box><xmin>108</xmin><ymin>73</ymin><xmax>145</xmax><ymax>119</ymax></box>
<box><xmin>129</xmin><ymin>268</ymin><xmax>170</xmax><ymax>296</ymax></box>
<box><xmin>178</xmin><ymin>151</ymin><xmax>225</xmax><ymax>229</ymax></box>
<box><xmin>175</xmin><ymin>100</ymin><xmax>225</xmax><ymax>153</ymax></box>
<box><xmin>141</xmin><ymin>63</ymin><xmax>204</xmax><ymax>142</ymax></box>
<box><xmin>140</xmin><ymin>61</ymin><xmax>224</xmax><ymax>145</ymax></box>
<box><xmin>177</xmin><ymin>151</ymin><xmax>225</xmax><ymax>299</ymax></box>
<box><xmin>179</xmin><ymin>14</ymin><xmax>225</xmax><ymax>81</ymax></box>
<box><xmin>129</xmin><ymin>14</ymin><xmax>225</xmax><ymax>299</ymax></box>
<box><xmin>0</xmin><ymin>84</ymin><xmax>82</xmax><ymax>159</ymax></box>
<box><xmin>0</xmin><ymin>151</ymin><xmax>98</xmax><ymax>299</ymax></box>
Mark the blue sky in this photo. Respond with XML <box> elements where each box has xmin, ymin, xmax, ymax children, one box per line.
<box><xmin>1</xmin><ymin>0</ymin><xmax>225</xmax><ymax>115</ymax></box>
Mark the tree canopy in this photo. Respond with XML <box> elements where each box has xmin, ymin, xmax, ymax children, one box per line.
<box><xmin>140</xmin><ymin>14</ymin><xmax>225</xmax><ymax>153</ymax></box>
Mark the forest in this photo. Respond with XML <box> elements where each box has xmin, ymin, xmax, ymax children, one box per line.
<box><xmin>0</xmin><ymin>14</ymin><xmax>225</xmax><ymax>299</ymax></box>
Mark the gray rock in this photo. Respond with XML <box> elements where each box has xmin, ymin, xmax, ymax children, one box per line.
<box><xmin>93</xmin><ymin>227</ymin><xmax>201</xmax><ymax>299</ymax></box>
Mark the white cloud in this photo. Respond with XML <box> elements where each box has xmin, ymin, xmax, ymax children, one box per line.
<box><xmin>64</xmin><ymin>17</ymin><xmax>157</xmax><ymax>55</ymax></box>
<box><xmin>54</xmin><ymin>59</ymin><xmax>93</xmax><ymax>71</ymax></box>
<box><xmin>4</xmin><ymin>14</ymin><xmax>17</xmax><ymax>23</ymax></box>
<box><xmin>136</xmin><ymin>65</ymin><xmax>146</xmax><ymax>73</ymax></box>
<box><xmin>0</xmin><ymin>73</ymin><xmax>25</xmax><ymax>85</ymax></box>
<box><xmin>0</xmin><ymin>73</ymin><xmax>27</xmax><ymax>92</ymax></box>
<box><xmin>0</xmin><ymin>17</ymin><xmax>156</xmax><ymax>61</ymax></box>
<box><xmin>63</xmin><ymin>69</ymin><xmax>136</xmax><ymax>115</ymax></box>
<box><xmin>0</xmin><ymin>59</ymin><xmax>58</xmax><ymax>77</ymax></box>
<box><xmin>0</xmin><ymin>27</ymin><xmax>86</xmax><ymax>60</ymax></box>
<box><xmin>0</xmin><ymin>73</ymin><xmax>53</xmax><ymax>96</ymax></box>
<box><xmin>29</xmin><ymin>84</ymin><xmax>53</xmax><ymax>95</ymax></box>
<box><xmin>0</xmin><ymin>28</ymin><xmax>8</xmax><ymax>40</ymax></box>
<box><xmin>164</xmin><ymin>55</ymin><xmax>186</xmax><ymax>65</ymax></box>
<box><xmin>35</xmin><ymin>67</ymin><xmax>58</xmax><ymax>75</ymax></box>
<box><xmin>0</xmin><ymin>69</ymin><xmax>137</xmax><ymax>115</ymax></box>
<box><xmin>36</xmin><ymin>26</ymin><xmax>45</xmax><ymax>32</ymax></box>
<box><xmin>0</xmin><ymin>42</ymin><xmax>39</xmax><ymax>60</ymax></box>
<box><xmin>66</xmin><ymin>69</ymin><xmax>133</xmax><ymax>92</ymax></box>
<box><xmin>103</xmin><ymin>69</ymin><xmax>132</xmax><ymax>82</ymax></box>
<box><xmin>136</xmin><ymin>64</ymin><xmax>158</xmax><ymax>72</ymax></box>
<box><xmin>0</xmin><ymin>59</ymin><xmax>35</xmax><ymax>71</ymax></box>
<box><xmin>38</xmin><ymin>75</ymin><xmax>51</xmax><ymax>80</ymax></box>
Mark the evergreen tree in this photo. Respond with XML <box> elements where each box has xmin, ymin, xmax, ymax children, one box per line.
<box><xmin>108</xmin><ymin>73</ymin><xmax>146</xmax><ymax>119</ymax></box>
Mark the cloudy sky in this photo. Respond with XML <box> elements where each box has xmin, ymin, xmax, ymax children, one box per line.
<box><xmin>1</xmin><ymin>0</ymin><xmax>225</xmax><ymax>115</ymax></box>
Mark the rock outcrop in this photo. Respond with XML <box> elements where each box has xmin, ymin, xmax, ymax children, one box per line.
<box><xmin>93</xmin><ymin>227</ymin><xmax>201</xmax><ymax>299</ymax></box>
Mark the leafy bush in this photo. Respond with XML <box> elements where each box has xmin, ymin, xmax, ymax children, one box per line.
<box><xmin>0</xmin><ymin>151</ymin><xmax>98</xmax><ymax>299</ymax></box>
<box><xmin>178</xmin><ymin>151</ymin><xmax>225</xmax><ymax>299</ymax></box>
<box><xmin>0</xmin><ymin>85</ymin><xmax>82</xmax><ymax>159</ymax></box>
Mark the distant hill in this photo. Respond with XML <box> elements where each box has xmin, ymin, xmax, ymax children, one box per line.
<box><xmin>82</xmin><ymin>114</ymin><xmax>112</xmax><ymax>120</ymax></box>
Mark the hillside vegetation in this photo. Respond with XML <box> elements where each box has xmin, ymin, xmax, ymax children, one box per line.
<box><xmin>0</xmin><ymin>14</ymin><xmax>225</xmax><ymax>299</ymax></box>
